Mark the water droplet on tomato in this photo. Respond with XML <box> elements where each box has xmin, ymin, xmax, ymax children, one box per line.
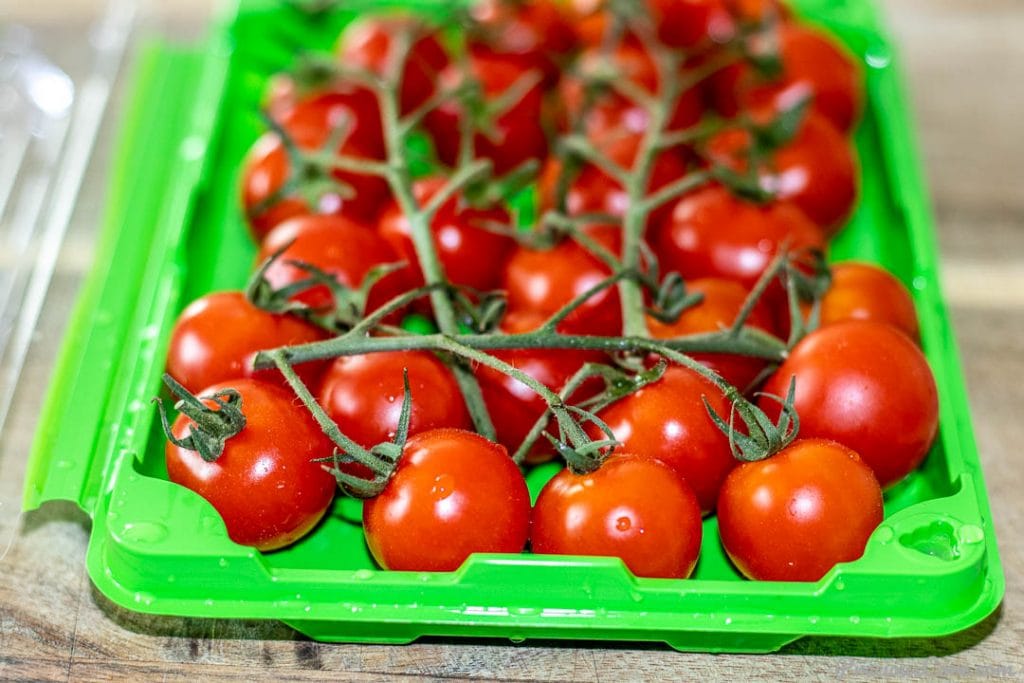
<box><xmin>615</xmin><ymin>516</ymin><xmax>631</xmax><ymax>532</ymax></box>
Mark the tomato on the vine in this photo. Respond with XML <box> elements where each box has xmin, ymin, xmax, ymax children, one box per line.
<box><xmin>815</xmin><ymin>261</ymin><xmax>920</xmax><ymax>341</ymax></box>
<box><xmin>166</xmin><ymin>291</ymin><xmax>329</xmax><ymax>395</ymax></box>
<box><xmin>338</xmin><ymin>16</ymin><xmax>449</xmax><ymax>115</ymax></box>
<box><xmin>378</xmin><ymin>177</ymin><xmax>516</xmax><ymax>292</ymax></box>
<box><xmin>318</xmin><ymin>350</ymin><xmax>472</xmax><ymax>451</ymax></box>
<box><xmin>468</xmin><ymin>0</ymin><xmax>578</xmax><ymax>86</ymax></box>
<box><xmin>531</xmin><ymin>454</ymin><xmax>703</xmax><ymax>579</ymax></box>
<box><xmin>758</xmin><ymin>320</ymin><xmax>939</xmax><ymax>488</ymax></box>
<box><xmin>257</xmin><ymin>214</ymin><xmax>412</xmax><ymax>315</ymax></box>
<box><xmin>424</xmin><ymin>52</ymin><xmax>549</xmax><ymax>175</ymax></box>
<box><xmin>647</xmin><ymin>0</ymin><xmax>735</xmax><ymax>50</ymax></box>
<box><xmin>651</xmin><ymin>183</ymin><xmax>824</xmax><ymax>290</ymax></box>
<box><xmin>704</xmin><ymin>112</ymin><xmax>858</xmax><ymax>234</ymax></box>
<box><xmin>164</xmin><ymin>379</ymin><xmax>336</xmax><ymax>552</ymax></box>
<box><xmin>710</xmin><ymin>22</ymin><xmax>862</xmax><ymax>134</ymax></box>
<box><xmin>241</xmin><ymin>89</ymin><xmax>388</xmax><ymax>242</ymax></box>
<box><xmin>647</xmin><ymin>277</ymin><xmax>780</xmax><ymax>391</ymax></box>
<box><xmin>503</xmin><ymin>224</ymin><xmax>623</xmax><ymax>336</ymax></box>
<box><xmin>587</xmin><ymin>365</ymin><xmax>736</xmax><ymax>513</ymax></box>
<box><xmin>475</xmin><ymin>311</ymin><xmax>605</xmax><ymax>464</ymax></box>
<box><xmin>717</xmin><ymin>438</ymin><xmax>884</xmax><ymax>582</ymax></box>
<box><xmin>362</xmin><ymin>429</ymin><xmax>531</xmax><ymax>571</ymax></box>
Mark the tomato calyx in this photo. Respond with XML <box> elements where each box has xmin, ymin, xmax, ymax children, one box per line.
<box><xmin>153</xmin><ymin>374</ymin><xmax>247</xmax><ymax>463</ymax></box>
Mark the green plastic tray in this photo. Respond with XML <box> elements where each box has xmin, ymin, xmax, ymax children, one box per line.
<box><xmin>24</xmin><ymin>0</ymin><xmax>1003</xmax><ymax>653</ymax></box>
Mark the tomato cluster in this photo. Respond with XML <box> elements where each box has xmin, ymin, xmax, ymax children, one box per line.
<box><xmin>158</xmin><ymin>0</ymin><xmax>940</xmax><ymax>583</ymax></box>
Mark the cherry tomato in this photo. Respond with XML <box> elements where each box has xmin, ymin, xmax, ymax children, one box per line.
<box><xmin>318</xmin><ymin>350</ymin><xmax>472</xmax><ymax>451</ymax></box>
<box><xmin>559</xmin><ymin>40</ymin><xmax>704</xmax><ymax>139</ymax></box>
<box><xmin>717</xmin><ymin>438</ymin><xmax>884</xmax><ymax>581</ymax></box>
<box><xmin>538</xmin><ymin>132</ymin><xmax>690</xmax><ymax>236</ymax></box>
<box><xmin>531</xmin><ymin>454</ymin><xmax>703</xmax><ymax>579</ymax></box>
<box><xmin>815</xmin><ymin>261</ymin><xmax>920</xmax><ymax>341</ymax></box>
<box><xmin>588</xmin><ymin>365</ymin><xmax>735</xmax><ymax>513</ymax></box>
<box><xmin>363</xmin><ymin>429</ymin><xmax>531</xmax><ymax>571</ymax></box>
<box><xmin>724</xmin><ymin>0</ymin><xmax>790</xmax><ymax>24</ymax></box>
<box><xmin>166</xmin><ymin>291</ymin><xmax>329</xmax><ymax>395</ymax></box>
<box><xmin>711</xmin><ymin>22</ymin><xmax>862</xmax><ymax>134</ymax></box>
<box><xmin>647</xmin><ymin>0</ymin><xmax>735</xmax><ymax>49</ymax></box>
<box><xmin>378</xmin><ymin>177</ymin><xmax>516</xmax><ymax>291</ymax></box>
<box><xmin>257</xmin><ymin>214</ymin><xmax>411</xmax><ymax>315</ymax></box>
<box><xmin>704</xmin><ymin>112</ymin><xmax>858</xmax><ymax>234</ymax></box>
<box><xmin>503</xmin><ymin>224</ymin><xmax>623</xmax><ymax>336</ymax></box>
<box><xmin>647</xmin><ymin>277</ymin><xmax>779</xmax><ymax>391</ymax></box>
<box><xmin>758</xmin><ymin>320</ymin><xmax>939</xmax><ymax>488</ymax></box>
<box><xmin>475</xmin><ymin>311</ymin><xmax>605</xmax><ymax>464</ymax></box>
<box><xmin>338</xmin><ymin>16</ymin><xmax>449</xmax><ymax>115</ymax></box>
<box><xmin>424</xmin><ymin>52</ymin><xmax>549</xmax><ymax>175</ymax></box>
<box><xmin>652</xmin><ymin>183</ymin><xmax>825</xmax><ymax>291</ymax></box>
<box><xmin>165</xmin><ymin>379</ymin><xmax>336</xmax><ymax>551</ymax></box>
<box><xmin>241</xmin><ymin>89</ymin><xmax>388</xmax><ymax>242</ymax></box>
<box><xmin>468</xmin><ymin>0</ymin><xmax>578</xmax><ymax>86</ymax></box>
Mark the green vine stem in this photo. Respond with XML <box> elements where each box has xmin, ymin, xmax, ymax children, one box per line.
<box><xmin>153</xmin><ymin>375</ymin><xmax>247</xmax><ymax>463</ymax></box>
<box><xmin>369</xmin><ymin>29</ymin><xmax>498</xmax><ymax>439</ymax></box>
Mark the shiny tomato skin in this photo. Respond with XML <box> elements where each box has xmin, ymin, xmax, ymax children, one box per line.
<box><xmin>242</xmin><ymin>90</ymin><xmax>388</xmax><ymax>241</ymax></box>
<box><xmin>717</xmin><ymin>438</ymin><xmax>884</xmax><ymax>582</ymax></box>
<box><xmin>165</xmin><ymin>379</ymin><xmax>336</xmax><ymax>552</ymax></box>
<box><xmin>378</xmin><ymin>177</ymin><xmax>516</xmax><ymax>291</ymax></box>
<box><xmin>531</xmin><ymin>455</ymin><xmax>703</xmax><ymax>579</ymax></box>
<box><xmin>362</xmin><ymin>429</ymin><xmax>531</xmax><ymax>571</ymax></box>
<box><xmin>258</xmin><ymin>214</ymin><xmax>411</xmax><ymax>314</ymax></box>
<box><xmin>166</xmin><ymin>291</ymin><xmax>329</xmax><ymax>395</ymax></box>
<box><xmin>647</xmin><ymin>0</ymin><xmax>735</xmax><ymax>49</ymax></box>
<box><xmin>559</xmin><ymin>40</ymin><xmax>705</xmax><ymax>138</ymax></box>
<box><xmin>705</xmin><ymin>112</ymin><xmax>858</xmax><ymax>235</ymax></box>
<box><xmin>588</xmin><ymin>365</ymin><xmax>735</xmax><ymax>513</ymax></box>
<box><xmin>758</xmin><ymin>320</ymin><xmax>939</xmax><ymax>488</ymax></box>
<box><xmin>318</xmin><ymin>350</ymin><xmax>472</xmax><ymax>449</ymax></box>
<box><xmin>468</xmin><ymin>0</ymin><xmax>578</xmax><ymax>86</ymax></box>
<box><xmin>712</xmin><ymin>23</ymin><xmax>862</xmax><ymax>133</ymax></box>
<box><xmin>817</xmin><ymin>261</ymin><xmax>920</xmax><ymax>341</ymax></box>
<box><xmin>475</xmin><ymin>312</ymin><xmax>606</xmax><ymax>464</ymax></box>
<box><xmin>647</xmin><ymin>277</ymin><xmax>779</xmax><ymax>391</ymax></box>
<box><xmin>652</xmin><ymin>183</ymin><xmax>825</xmax><ymax>290</ymax></box>
<box><xmin>424</xmin><ymin>52</ymin><xmax>548</xmax><ymax>175</ymax></box>
<box><xmin>502</xmin><ymin>224</ymin><xmax>623</xmax><ymax>336</ymax></box>
<box><xmin>338</xmin><ymin>16</ymin><xmax>449</xmax><ymax>114</ymax></box>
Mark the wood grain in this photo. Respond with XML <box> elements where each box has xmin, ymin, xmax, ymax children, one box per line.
<box><xmin>2</xmin><ymin>1</ymin><xmax>1023</xmax><ymax>680</ymax></box>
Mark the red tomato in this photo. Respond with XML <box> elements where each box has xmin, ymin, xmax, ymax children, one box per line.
<box><xmin>424</xmin><ymin>52</ymin><xmax>549</xmax><ymax>175</ymax></box>
<box><xmin>241</xmin><ymin>90</ymin><xmax>388</xmax><ymax>241</ymax></box>
<box><xmin>318</xmin><ymin>350</ymin><xmax>472</xmax><ymax>451</ymax></box>
<box><xmin>559</xmin><ymin>40</ymin><xmax>705</xmax><ymax>139</ymax></box>
<box><xmin>503</xmin><ymin>224</ymin><xmax>623</xmax><ymax>336</ymax></box>
<box><xmin>338</xmin><ymin>16</ymin><xmax>449</xmax><ymax>114</ymax></box>
<box><xmin>475</xmin><ymin>311</ymin><xmax>606</xmax><ymax>464</ymax></box>
<box><xmin>257</xmin><ymin>214</ymin><xmax>411</xmax><ymax>315</ymax></box>
<box><xmin>531</xmin><ymin>454</ymin><xmax>703</xmax><ymax>578</ymax></box>
<box><xmin>758</xmin><ymin>320</ymin><xmax>939</xmax><ymax>488</ymax></box>
<box><xmin>539</xmin><ymin>132</ymin><xmax>690</xmax><ymax>235</ymax></box>
<box><xmin>362</xmin><ymin>429</ymin><xmax>531</xmax><ymax>571</ymax></box>
<box><xmin>588</xmin><ymin>365</ymin><xmax>735</xmax><ymax>513</ymax></box>
<box><xmin>647</xmin><ymin>0</ymin><xmax>735</xmax><ymax>49</ymax></box>
<box><xmin>647</xmin><ymin>277</ymin><xmax>779</xmax><ymax>391</ymax></box>
<box><xmin>468</xmin><ymin>0</ymin><xmax>578</xmax><ymax>86</ymax></box>
<box><xmin>165</xmin><ymin>379</ymin><xmax>336</xmax><ymax>551</ymax></box>
<box><xmin>166</xmin><ymin>291</ymin><xmax>329</xmax><ymax>395</ymax></box>
<box><xmin>717</xmin><ymin>438</ymin><xmax>884</xmax><ymax>581</ymax></box>
<box><xmin>652</xmin><ymin>183</ymin><xmax>825</xmax><ymax>291</ymax></box>
<box><xmin>816</xmin><ymin>261</ymin><xmax>920</xmax><ymax>341</ymax></box>
<box><xmin>724</xmin><ymin>0</ymin><xmax>790</xmax><ymax>24</ymax></box>
<box><xmin>711</xmin><ymin>23</ymin><xmax>862</xmax><ymax>134</ymax></box>
<box><xmin>378</xmin><ymin>177</ymin><xmax>516</xmax><ymax>291</ymax></box>
<box><xmin>704</xmin><ymin>112</ymin><xmax>858</xmax><ymax>234</ymax></box>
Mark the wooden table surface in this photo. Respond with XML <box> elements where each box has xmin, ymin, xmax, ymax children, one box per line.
<box><xmin>1</xmin><ymin>1</ymin><xmax>1022</xmax><ymax>680</ymax></box>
